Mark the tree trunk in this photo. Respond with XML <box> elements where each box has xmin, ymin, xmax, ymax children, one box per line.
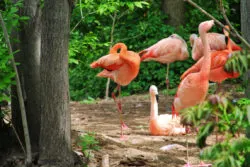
<box><xmin>162</xmin><ymin>0</ymin><xmax>186</xmax><ymax>27</ymax></box>
<box><xmin>20</xmin><ymin>0</ymin><xmax>41</xmax><ymax>151</ymax></box>
<box><xmin>39</xmin><ymin>0</ymin><xmax>73</xmax><ymax>166</ymax></box>
<box><xmin>11</xmin><ymin>0</ymin><xmax>41</xmax><ymax>152</ymax></box>
<box><xmin>241</xmin><ymin>0</ymin><xmax>250</xmax><ymax>98</ymax></box>
<box><xmin>241</xmin><ymin>2</ymin><xmax>250</xmax><ymax>167</ymax></box>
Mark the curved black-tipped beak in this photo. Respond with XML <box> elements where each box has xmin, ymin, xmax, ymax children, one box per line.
<box><xmin>156</xmin><ymin>94</ymin><xmax>159</xmax><ymax>103</ymax></box>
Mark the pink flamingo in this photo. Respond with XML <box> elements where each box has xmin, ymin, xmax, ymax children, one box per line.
<box><xmin>139</xmin><ymin>34</ymin><xmax>189</xmax><ymax>89</ymax></box>
<box><xmin>149</xmin><ymin>85</ymin><xmax>186</xmax><ymax>136</ymax></box>
<box><xmin>90</xmin><ymin>43</ymin><xmax>140</xmax><ymax>139</ymax></box>
<box><xmin>172</xmin><ymin>20</ymin><xmax>214</xmax><ymax>117</ymax></box>
<box><xmin>190</xmin><ymin>32</ymin><xmax>241</xmax><ymax>61</ymax></box>
<box><xmin>181</xmin><ymin>26</ymin><xmax>241</xmax><ymax>92</ymax></box>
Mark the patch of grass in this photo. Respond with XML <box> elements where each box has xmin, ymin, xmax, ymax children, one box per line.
<box><xmin>235</xmin><ymin>85</ymin><xmax>245</xmax><ymax>92</ymax></box>
<box><xmin>135</xmin><ymin>125</ymin><xmax>147</xmax><ymax>129</ymax></box>
<box><xmin>78</xmin><ymin>132</ymin><xmax>100</xmax><ymax>165</ymax></box>
<box><xmin>80</xmin><ymin>96</ymin><xmax>96</xmax><ymax>104</ymax></box>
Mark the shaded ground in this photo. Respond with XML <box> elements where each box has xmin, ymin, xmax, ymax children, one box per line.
<box><xmin>71</xmin><ymin>84</ymin><xmax>244</xmax><ymax>167</ymax></box>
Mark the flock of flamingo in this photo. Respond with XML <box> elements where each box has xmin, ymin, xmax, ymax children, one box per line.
<box><xmin>90</xmin><ymin>20</ymin><xmax>242</xmax><ymax>141</ymax></box>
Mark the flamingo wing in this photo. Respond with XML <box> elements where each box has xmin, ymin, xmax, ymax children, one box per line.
<box><xmin>90</xmin><ymin>53</ymin><xmax>124</xmax><ymax>71</ymax></box>
<box><xmin>210</xmin><ymin>51</ymin><xmax>228</xmax><ymax>69</ymax></box>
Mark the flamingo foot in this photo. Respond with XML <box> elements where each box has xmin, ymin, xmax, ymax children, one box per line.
<box><xmin>119</xmin><ymin>122</ymin><xmax>129</xmax><ymax>140</ymax></box>
<box><xmin>120</xmin><ymin>134</ymin><xmax>128</xmax><ymax>140</ymax></box>
<box><xmin>183</xmin><ymin>162</ymin><xmax>192</xmax><ymax>167</ymax></box>
<box><xmin>198</xmin><ymin>161</ymin><xmax>212</xmax><ymax>167</ymax></box>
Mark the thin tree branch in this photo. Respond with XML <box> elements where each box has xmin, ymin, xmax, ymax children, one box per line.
<box><xmin>117</xmin><ymin>9</ymin><xmax>129</xmax><ymax>20</ymax></box>
<box><xmin>105</xmin><ymin>12</ymin><xmax>117</xmax><ymax>100</ymax></box>
<box><xmin>118</xmin><ymin>32</ymin><xmax>145</xmax><ymax>43</ymax></box>
<box><xmin>184</xmin><ymin>0</ymin><xmax>234</xmax><ymax>36</ymax></box>
<box><xmin>0</xmin><ymin>12</ymin><xmax>32</xmax><ymax>166</ymax></box>
<box><xmin>79</xmin><ymin>0</ymin><xmax>83</xmax><ymax>18</ymax></box>
<box><xmin>110</xmin><ymin>12</ymin><xmax>116</xmax><ymax>47</ymax></box>
<box><xmin>109</xmin><ymin>14</ymin><xmax>114</xmax><ymax>21</ymax></box>
<box><xmin>184</xmin><ymin>0</ymin><xmax>250</xmax><ymax>49</ymax></box>
<box><xmin>219</xmin><ymin>0</ymin><xmax>250</xmax><ymax>49</ymax></box>
<box><xmin>70</xmin><ymin>11</ymin><xmax>97</xmax><ymax>33</ymax></box>
<box><xmin>3</xmin><ymin>117</ymin><xmax>26</xmax><ymax>154</ymax></box>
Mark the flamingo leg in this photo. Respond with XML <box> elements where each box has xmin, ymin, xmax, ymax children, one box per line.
<box><xmin>111</xmin><ymin>85</ymin><xmax>128</xmax><ymax>140</ymax></box>
<box><xmin>215</xmin><ymin>83</ymin><xmax>221</xmax><ymax>94</ymax></box>
<box><xmin>165</xmin><ymin>63</ymin><xmax>171</xmax><ymax>114</ymax></box>
<box><xmin>184</xmin><ymin>132</ymin><xmax>191</xmax><ymax>167</ymax></box>
<box><xmin>215</xmin><ymin>109</ymin><xmax>219</xmax><ymax>143</ymax></box>
<box><xmin>214</xmin><ymin>83</ymin><xmax>221</xmax><ymax>143</ymax></box>
<box><xmin>171</xmin><ymin>105</ymin><xmax>177</xmax><ymax>119</ymax></box>
<box><xmin>166</xmin><ymin>63</ymin><xmax>170</xmax><ymax>92</ymax></box>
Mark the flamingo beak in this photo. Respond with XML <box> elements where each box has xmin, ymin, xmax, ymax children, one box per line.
<box><xmin>139</xmin><ymin>50</ymin><xmax>152</xmax><ymax>62</ymax></box>
<box><xmin>156</xmin><ymin>94</ymin><xmax>159</xmax><ymax>103</ymax></box>
<box><xmin>140</xmin><ymin>55</ymin><xmax>147</xmax><ymax>62</ymax></box>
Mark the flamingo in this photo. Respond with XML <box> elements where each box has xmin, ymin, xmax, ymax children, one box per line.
<box><xmin>181</xmin><ymin>26</ymin><xmax>241</xmax><ymax>92</ymax></box>
<box><xmin>139</xmin><ymin>34</ymin><xmax>189</xmax><ymax>90</ymax></box>
<box><xmin>172</xmin><ymin>20</ymin><xmax>214</xmax><ymax>117</ymax></box>
<box><xmin>149</xmin><ymin>85</ymin><xmax>186</xmax><ymax>136</ymax></box>
<box><xmin>190</xmin><ymin>32</ymin><xmax>241</xmax><ymax>61</ymax></box>
<box><xmin>90</xmin><ymin>43</ymin><xmax>140</xmax><ymax>139</ymax></box>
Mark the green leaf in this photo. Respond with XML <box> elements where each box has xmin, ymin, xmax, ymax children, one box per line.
<box><xmin>134</xmin><ymin>2</ymin><xmax>143</xmax><ymax>8</ymax></box>
<box><xmin>127</xmin><ymin>3</ymin><xmax>134</xmax><ymax>11</ymax></box>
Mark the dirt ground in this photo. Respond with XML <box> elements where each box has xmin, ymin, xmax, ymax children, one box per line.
<box><xmin>70</xmin><ymin>84</ymin><xmax>244</xmax><ymax>167</ymax></box>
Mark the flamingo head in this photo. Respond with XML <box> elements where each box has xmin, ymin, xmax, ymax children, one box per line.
<box><xmin>189</xmin><ymin>34</ymin><xmax>198</xmax><ymax>47</ymax></box>
<box><xmin>169</xmin><ymin>34</ymin><xmax>181</xmax><ymax>39</ymax></box>
<box><xmin>223</xmin><ymin>25</ymin><xmax>230</xmax><ymax>37</ymax></box>
<box><xmin>149</xmin><ymin>85</ymin><xmax>159</xmax><ymax>102</ymax></box>
<box><xmin>139</xmin><ymin>49</ymin><xmax>156</xmax><ymax>62</ymax></box>
<box><xmin>198</xmin><ymin>20</ymin><xmax>214</xmax><ymax>34</ymax></box>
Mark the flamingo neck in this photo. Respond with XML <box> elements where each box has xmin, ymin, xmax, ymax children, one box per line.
<box><xmin>200</xmin><ymin>31</ymin><xmax>211</xmax><ymax>78</ymax></box>
<box><xmin>150</xmin><ymin>94</ymin><xmax>158</xmax><ymax>119</ymax></box>
<box><xmin>227</xmin><ymin>37</ymin><xmax>232</xmax><ymax>52</ymax></box>
<box><xmin>110</xmin><ymin>43</ymin><xmax>127</xmax><ymax>55</ymax></box>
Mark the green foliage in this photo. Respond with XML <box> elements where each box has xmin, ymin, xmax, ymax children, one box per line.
<box><xmin>237</xmin><ymin>98</ymin><xmax>250</xmax><ymax>107</ymax></box>
<box><xmin>224</xmin><ymin>50</ymin><xmax>250</xmax><ymax>75</ymax></box>
<box><xmin>78</xmin><ymin>132</ymin><xmax>100</xmax><ymax>160</ymax></box>
<box><xmin>0</xmin><ymin>0</ymin><xmax>27</xmax><ymax>103</ymax></box>
<box><xmin>180</xmin><ymin>96</ymin><xmax>250</xmax><ymax>166</ymax></box>
<box><xmin>201</xmin><ymin>138</ymin><xmax>250</xmax><ymax>167</ymax></box>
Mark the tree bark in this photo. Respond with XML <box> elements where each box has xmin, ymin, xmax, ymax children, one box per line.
<box><xmin>241</xmin><ymin>2</ymin><xmax>250</xmax><ymax>167</ymax></box>
<box><xmin>20</xmin><ymin>0</ymin><xmax>41</xmax><ymax>151</ymax></box>
<box><xmin>162</xmin><ymin>0</ymin><xmax>186</xmax><ymax>27</ymax></box>
<box><xmin>39</xmin><ymin>0</ymin><xmax>73</xmax><ymax>166</ymax></box>
<box><xmin>241</xmin><ymin>0</ymin><xmax>250</xmax><ymax>98</ymax></box>
<box><xmin>11</xmin><ymin>0</ymin><xmax>41</xmax><ymax>152</ymax></box>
